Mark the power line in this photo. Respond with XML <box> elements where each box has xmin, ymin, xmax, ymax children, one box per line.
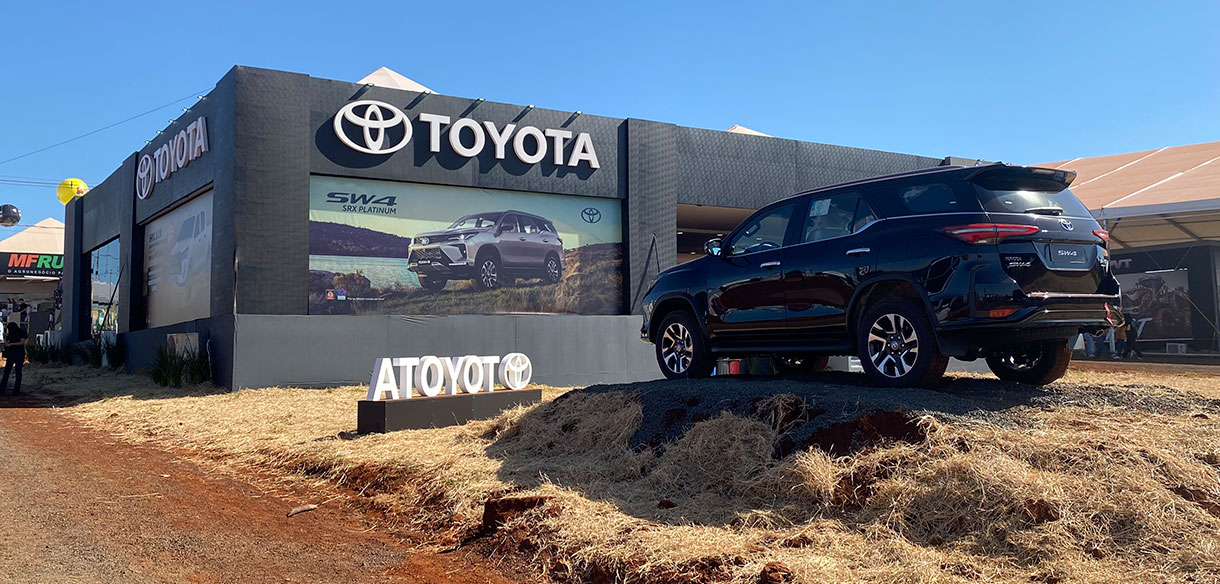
<box><xmin>0</xmin><ymin>89</ymin><xmax>211</xmax><ymax>167</ymax></box>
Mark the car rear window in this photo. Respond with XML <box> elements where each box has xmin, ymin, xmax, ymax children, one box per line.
<box><xmin>894</xmin><ymin>183</ymin><xmax>967</xmax><ymax>215</ymax></box>
<box><xmin>972</xmin><ymin>173</ymin><xmax>1092</xmax><ymax>217</ymax></box>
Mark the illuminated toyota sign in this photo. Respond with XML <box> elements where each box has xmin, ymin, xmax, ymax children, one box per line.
<box><xmin>332</xmin><ymin>100</ymin><xmax>600</xmax><ymax>169</ymax></box>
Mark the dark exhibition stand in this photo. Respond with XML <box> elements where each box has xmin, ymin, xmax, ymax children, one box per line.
<box><xmin>357</xmin><ymin>389</ymin><xmax>542</xmax><ymax>434</ymax></box>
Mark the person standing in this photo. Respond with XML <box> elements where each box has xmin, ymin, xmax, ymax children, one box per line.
<box><xmin>1111</xmin><ymin>312</ymin><xmax>1128</xmax><ymax>360</ymax></box>
<box><xmin>1123</xmin><ymin>313</ymin><xmax>1144</xmax><ymax>359</ymax></box>
<box><xmin>1</xmin><ymin>322</ymin><xmax>27</xmax><ymax>395</ymax></box>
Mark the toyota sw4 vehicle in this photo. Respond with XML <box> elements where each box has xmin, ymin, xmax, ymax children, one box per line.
<box><xmin>407</xmin><ymin>210</ymin><xmax>563</xmax><ymax>292</ymax></box>
<box><xmin>640</xmin><ymin>164</ymin><xmax>1121</xmax><ymax>388</ymax></box>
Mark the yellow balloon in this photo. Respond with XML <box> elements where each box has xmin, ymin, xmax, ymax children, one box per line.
<box><xmin>57</xmin><ymin>178</ymin><xmax>89</xmax><ymax>205</ymax></box>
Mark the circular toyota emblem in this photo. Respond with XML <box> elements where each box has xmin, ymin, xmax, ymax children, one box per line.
<box><xmin>1060</xmin><ymin>219</ymin><xmax>1075</xmax><ymax>231</ymax></box>
<box><xmin>135</xmin><ymin>154</ymin><xmax>154</xmax><ymax>200</ymax></box>
<box><xmin>333</xmin><ymin>100</ymin><xmax>412</xmax><ymax>155</ymax></box>
<box><xmin>581</xmin><ymin>207</ymin><xmax>602</xmax><ymax>223</ymax></box>
<box><xmin>498</xmin><ymin>352</ymin><xmax>533</xmax><ymax>390</ymax></box>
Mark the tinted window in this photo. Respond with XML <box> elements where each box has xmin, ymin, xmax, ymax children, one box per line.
<box><xmin>802</xmin><ymin>192</ymin><xmax>860</xmax><ymax>243</ymax></box>
<box><xmin>519</xmin><ymin>215</ymin><xmax>541</xmax><ymax>234</ymax></box>
<box><xmin>973</xmin><ymin>184</ymin><xmax>1093</xmax><ymax>217</ymax></box>
<box><xmin>854</xmin><ymin>198</ymin><xmax>877</xmax><ymax>231</ymax></box>
<box><xmin>450</xmin><ymin>212</ymin><xmax>502</xmax><ymax>229</ymax></box>
<box><xmin>728</xmin><ymin>203</ymin><xmax>795</xmax><ymax>255</ymax></box>
<box><xmin>499</xmin><ymin>215</ymin><xmax>520</xmax><ymax>233</ymax></box>
<box><xmin>896</xmin><ymin>183</ymin><xmax>964</xmax><ymax>214</ymax></box>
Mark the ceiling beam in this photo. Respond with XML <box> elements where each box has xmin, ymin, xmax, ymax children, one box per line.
<box><xmin>1161</xmin><ymin>214</ymin><xmax>1204</xmax><ymax>241</ymax></box>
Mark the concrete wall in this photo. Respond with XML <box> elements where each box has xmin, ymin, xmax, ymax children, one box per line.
<box><xmin>230</xmin><ymin>314</ymin><xmax>656</xmax><ymax>389</ymax></box>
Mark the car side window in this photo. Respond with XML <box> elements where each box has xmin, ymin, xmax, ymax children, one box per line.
<box><xmin>853</xmin><ymin>198</ymin><xmax>877</xmax><ymax>232</ymax></box>
<box><xmin>727</xmin><ymin>203</ymin><xmax>795</xmax><ymax>255</ymax></box>
<box><xmin>802</xmin><ymin>192</ymin><xmax>862</xmax><ymax>243</ymax></box>
<box><xmin>896</xmin><ymin>182</ymin><xmax>961</xmax><ymax>214</ymax></box>
<box><xmin>500</xmin><ymin>215</ymin><xmax>520</xmax><ymax>233</ymax></box>
<box><xmin>519</xmin><ymin>215</ymin><xmax>540</xmax><ymax>234</ymax></box>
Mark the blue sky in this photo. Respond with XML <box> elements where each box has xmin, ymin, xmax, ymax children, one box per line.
<box><xmin>2</xmin><ymin>0</ymin><xmax>1217</xmax><ymax>228</ymax></box>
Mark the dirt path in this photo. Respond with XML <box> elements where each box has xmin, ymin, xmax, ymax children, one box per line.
<box><xmin>0</xmin><ymin>400</ymin><xmax>516</xmax><ymax>584</ymax></box>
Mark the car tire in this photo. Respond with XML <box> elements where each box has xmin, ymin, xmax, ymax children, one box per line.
<box><xmin>419</xmin><ymin>276</ymin><xmax>447</xmax><ymax>292</ymax></box>
<box><xmin>857</xmin><ymin>300</ymin><xmax>948</xmax><ymax>388</ymax></box>
<box><xmin>771</xmin><ymin>354</ymin><xmax>830</xmax><ymax>375</ymax></box>
<box><xmin>655</xmin><ymin>310</ymin><xmax>713</xmax><ymax>380</ymax></box>
<box><xmin>544</xmin><ymin>253</ymin><xmax>562</xmax><ymax>284</ymax></box>
<box><xmin>985</xmin><ymin>340</ymin><xmax>1072</xmax><ymax>385</ymax></box>
<box><xmin>474</xmin><ymin>252</ymin><xmax>501</xmax><ymax>291</ymax></box>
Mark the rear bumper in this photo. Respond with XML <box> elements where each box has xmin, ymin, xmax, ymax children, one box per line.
<box><xmin>939</xmin><ymin>292</ymin><xmax>1120</xmax><ymax>349</ymax></box>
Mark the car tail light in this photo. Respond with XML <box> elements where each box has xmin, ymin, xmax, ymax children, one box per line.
<box><xmin>939</xmin><ymin>223</ymin><xmax>1041</xmax><ymax>245</ymax></box>
<box><xmin>988</xmin><ymin>308</ymin><xmax>1017</xmax><ymax>318</ymax></box>
<box><xmin>1093</xmin><ymin>229</ymin><xmax>1110</xmax><ymax>246</ymax></box>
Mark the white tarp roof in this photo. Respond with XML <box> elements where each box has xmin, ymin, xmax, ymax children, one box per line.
<box><xmin>0</xmin><ymin>217</ymin><xmax>63</xmax><ymax>254</ymax></box>
<box><xmin>357</xmin><ymin>67</ymin><xmax>433</xmax><ymax>93</ymax></box>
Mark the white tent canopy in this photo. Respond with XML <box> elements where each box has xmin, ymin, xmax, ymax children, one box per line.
<box><xmin>1040</xmin><ymin>141</ymin><xmax>1220</xmax><ymax>249</ymax></box>
<box><xmin>357</xmin><ymin>67</ymin><xmax>433</xmax><ymax>94</ymax></box>
<box><xmin>0</xmin><ymin>217</ymin><xmax>64</xmax><ymax>254</ymax></box>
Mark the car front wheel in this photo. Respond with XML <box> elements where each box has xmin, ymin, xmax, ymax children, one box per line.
<box><xmin>475</xmin><ymin>254</ymin><xmax>501</xmax><ymax>291</ymax></box>
<box><xmin>985</xmin><ymin>340</ymin><xmax>1072</xmax><ymax>385</ymax></box>
<box><xmin>857</xmin><ymin>300</ymin><xmax>948</xmax><ymax>388</ymax></box>
<box><xmin>655</xmin><ymin>311</ymin><xmax>713</xmax><ymax>380</ymax></box>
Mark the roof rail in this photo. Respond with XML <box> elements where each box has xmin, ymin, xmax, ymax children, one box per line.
<box><xmin>792</xmin><ymin>164</ymin><xmax>998</xmax><ymax>197</ymax></box>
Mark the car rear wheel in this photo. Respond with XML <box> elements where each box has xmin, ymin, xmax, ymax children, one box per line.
<box><xmin>419</xmin><ymin>276</ymin><xmax>447</xmax><ymax>292</ymax></box>
<box><xmin>475</xmin><ymin>253</ymin><xmax>501</xmax><ymax>291</ymax></box>
<box><xmin>771</xmin><ymin>354</ymin><xmax>830</xmax><ymax>375</ymax></box>
<box><xmin>544</xmin><ymin>254</ymin><xmax>561</xmax><ymax>283</ymax></box>
<box><xmin>985</xmin><ymin>340</ymin><xmax>1072</xmax><ymax>385</ymax></box>
<box><xmin>857</xmin><ymin>301</ymin><xmax>948</xmax><ymax>388</ymax></box>
<box><xmin>655</xmin><ymin>311</ymin><xmax>713</xmax><ymax>380</ymax></box>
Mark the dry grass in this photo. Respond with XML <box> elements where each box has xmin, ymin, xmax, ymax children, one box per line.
<box><xmin>30</xmin><ymin>364</ymin><xmax>1220</xmax><ymax>583</ymax></box>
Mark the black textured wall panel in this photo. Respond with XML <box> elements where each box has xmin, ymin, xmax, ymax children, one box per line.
<box><xmin>231</xmin><ymin>67</ymin><xmax>311</xmax><ymax>315</ymax></box>
<box><xmin>625</xmin><ymin>119</ymin><xmax>679</xmax><ymax>313</ymax></box>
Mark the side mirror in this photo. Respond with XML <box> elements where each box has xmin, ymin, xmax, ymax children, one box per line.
<box><xmin>704</xmin><ymin>238</ymin><xmax>723</xmax><ymax>257</ymax></box>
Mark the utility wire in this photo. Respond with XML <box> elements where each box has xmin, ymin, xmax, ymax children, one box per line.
<box><xmin>0</xmin><ymin>89</ymin><xmax>210</xmax><ymax>167</ymax></box>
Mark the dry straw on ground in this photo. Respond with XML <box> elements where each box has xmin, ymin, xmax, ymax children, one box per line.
<box><xmin>31</xmin><ymin>364</ymin><xmax>1220</xmax><ymax>583</ymax></box>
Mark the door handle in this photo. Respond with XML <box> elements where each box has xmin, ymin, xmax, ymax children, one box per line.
<box><xmin>846</xmin><ymin>247</ymin><xmax>871</xmax><ymax>256</ymax></box>
<box><xmin>760</xmin><ymin>261</ymin><xmax>781</xmax><ymax>269</ymax></box>
<box><xmin>519</xmin><ymin>237</ymin><xmax>527</xmax><ymax>241</ymax></box>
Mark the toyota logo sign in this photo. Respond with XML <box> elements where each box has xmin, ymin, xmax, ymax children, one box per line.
<box><xmin>333</xmin><ymin>100</ymin><xmax>412</xmax><ymax>155</ymax></box>
<box><xmin>135</xmin><ymin>154</ymin><xmax>154</xmax><ymax>200</ymax></box>
<box><xmin>581</xmin><ymin>207</ymin><xmax>602</xmax><ymax>223</ymax></box>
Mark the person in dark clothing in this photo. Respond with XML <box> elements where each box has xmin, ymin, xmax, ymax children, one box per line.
<box><xmin>2</xmin><ymin>322</ymin><xmax>27</xmax><ymax>394</ymax></box>
<box><xmin>1122</xmin><ymin>313</ymin><xmax>1144</xmax><ymax>359</ymax></box>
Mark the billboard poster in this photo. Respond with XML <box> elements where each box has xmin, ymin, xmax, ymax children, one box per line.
<box><xmin>144</xmin><ymin>190</ymin><xmax>213</xmax><ymax>328</ymax></box>
<box><xmin>308</xmin><ymin>176</ymin><xmax>623</xmax><ymax>316</ymax></box>
<box><xmin>1116</xmin><ymin>268</ymin><xmax>1193</xmax><ymax>340</ymax></box>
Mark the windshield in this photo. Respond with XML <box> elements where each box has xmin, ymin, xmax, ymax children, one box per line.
<box><xmin>449</xmin><ymin>212</ymin><xmax>502</xmax><ymax>229</ymax></box>
<box><xmin>972</xmin><ymin>174</ymin><xmax>1092</xmax><ymax>217</ymax></box>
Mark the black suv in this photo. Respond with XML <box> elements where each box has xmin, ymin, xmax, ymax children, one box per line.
<box><xmin>640</xmin><ymin>164</ymin><xmax>1120</xmax><ymax>388</ymax></box>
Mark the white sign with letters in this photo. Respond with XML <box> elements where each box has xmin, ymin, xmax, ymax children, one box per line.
<box><xmin>136</xmin><ymin>116</ymin><xmax>209</xmax><ymax>200</ymax></box>
<box><xmin>334</xmin><ymin>100</ymin><xmax>599</xmax><ymax>169</ymax></box>
<box><xmin>367</xmin><ymin>353</ymin><xmax>533</xmax><ymax>400</ymax></box>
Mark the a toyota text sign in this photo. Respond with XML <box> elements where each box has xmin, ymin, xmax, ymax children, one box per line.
<box><xmin>136</xmin><ymin>116</ymin><xmax>209</xmax><ymax>201</ymax></box>
<box><xmin>333</xmin><ymin>100</ymin><xmax>600</xmax><ymax>169</ymax></box>
<box><xmin>367</xmin><ymin>353</ymin><xmax>533</xmax><ymax>400</ymax></box>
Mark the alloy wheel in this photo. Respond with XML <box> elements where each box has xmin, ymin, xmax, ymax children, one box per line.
<box><xmin>660</xmin><ymin>322</ymin><xmax>694</xmax><ymax>374</ymax></box>
<box><xmin>866</xmin><ymin>313</ymin><xmax>920</xmax><ymax>378</ymax></box>
<box><xmin>480</xmin><ymin>260</ymin><xmax>498</xmax><ymax>288</ymax></box>
<box><xmin>547</xmin><ymin>258</ymin><xmax>560</xmax><ymax>281</ymax></box>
